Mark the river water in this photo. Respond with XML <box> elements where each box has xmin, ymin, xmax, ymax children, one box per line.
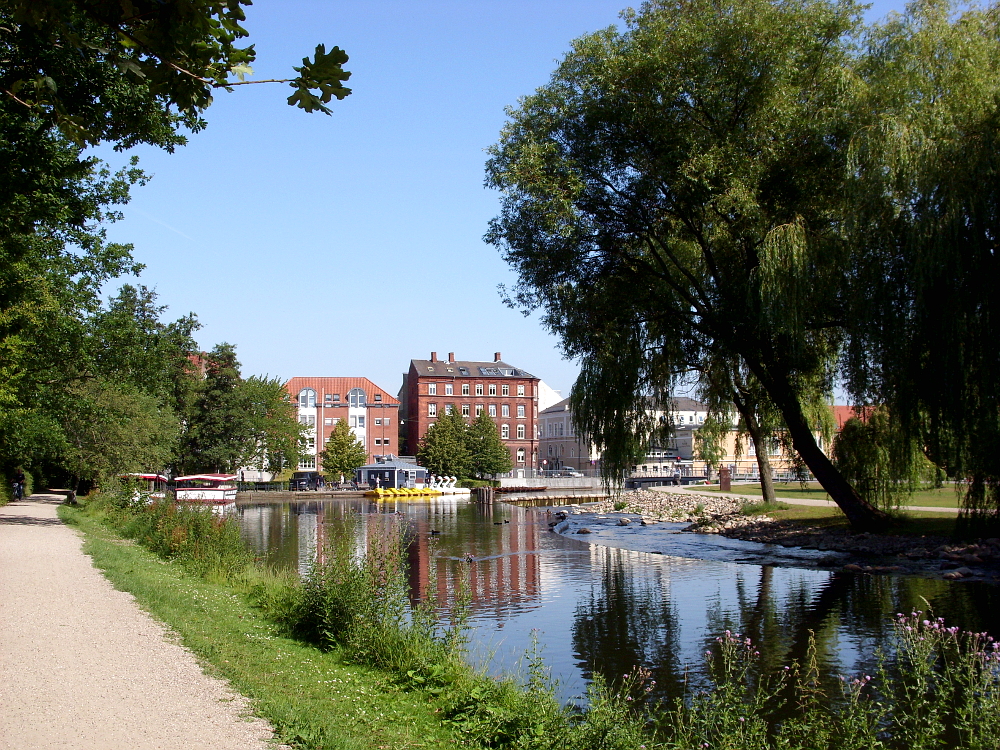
<box><xmin>237</xmin><ymin>496</ymin><xmax>1000</xmax><ymax>705</ymax></box>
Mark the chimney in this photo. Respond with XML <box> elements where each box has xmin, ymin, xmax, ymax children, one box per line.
<box><xmin>448</xmin><ymin>352</ymin><xmax>455</xmax><ymax>363</ymax></box>
<box><xmin>494</xmin><ymin>352</ymin><xmax>502</xmax><ymax>362</ymax></box>
<box><xmin>430</xmin><ymin>351</ymin><xmax>437</xmax><ymax>362</ymax></box>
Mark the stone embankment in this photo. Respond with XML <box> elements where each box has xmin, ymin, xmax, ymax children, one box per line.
<box><xmin>570</xmin><ymin>489</ymin><xmax>999</xmax><ymax>580</ymax></box>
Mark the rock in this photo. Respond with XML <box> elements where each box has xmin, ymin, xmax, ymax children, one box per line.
<box><xmin>943</xmin><ymin>571</ymin><xmax>963</xmax><ymax>580</ymax></box>
<box><xmin>618</xmin><ymin>518</ymin><xmax>631</xmax><ymax>526</ymax></box>
<box><xmin>577</xmin><ymin>528</ymin><xmax>592</xmax><ymax>534</ymax></box>
<box><xmin>955</xmin><ymin>567</ymin><xmax>974</xmax><ymax>577</ymax></box>
<box><xmin>843</xmin><ymin>564</ymin><xmax>863</xmax><ymax>572</ymax></box>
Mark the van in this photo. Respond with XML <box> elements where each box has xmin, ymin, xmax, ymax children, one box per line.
<box><xmin>290</xmin><ymin>471</ymin><xmax>322</xmax><ymax>490</ymax></box>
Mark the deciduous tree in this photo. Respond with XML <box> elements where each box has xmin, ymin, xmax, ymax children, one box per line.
<box><xmin>486</xmin><ymin>0</ymin><xmax>888</xmax><ymax>528</ymax></box>
<box><xmin>417</xmin><ymin>411</ymin><xmax>470</xmax><ymax>479</ymax></box>
<box><xmin>319</xmin><ymin>419</ymin><xmax>368</xmax><ymax>480</ymax></box>
<box><xmin>467</xmin><ymin>412</ymin><xmax>513</xmax><ymax>478</ymax></box>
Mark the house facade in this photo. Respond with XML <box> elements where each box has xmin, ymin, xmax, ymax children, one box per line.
<box><xmin>399</xmin><ymin>352</ymin><xmax>540</xmax><ymax>469</ymax></box>
<box><xmin>285</xmin><ymin>377</ymin><xmax>400</xmax><ymax>472</ymax></box>
<box><xmin>538</xmin><ymin>396</ymin><xmax>710</xmax><ymax>472</ymax></box>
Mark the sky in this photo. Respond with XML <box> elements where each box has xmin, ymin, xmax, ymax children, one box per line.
<box><xmin>95</xmin><ymin>0</ymin><xmax>907</xmax><ymax>400</ymax></box>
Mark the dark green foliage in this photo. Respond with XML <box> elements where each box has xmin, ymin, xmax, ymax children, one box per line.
<box><xmin>842</xmin><ymin>2</ymin><xmax>1000</xmax><ymax>521</ymax></box>
<box><xmin>417</xmin><ymin>410</ymin><xmax>471</xmax><ymax>478</ymax></box>
<box><xmin>466</xmin><ymin>411</ymin><xmax>513</xmax><ymax>478</ymax></box>
<box><xmin>1</xmin><ymin>1</ymin><xmax>351</xmax><ymax>147</ymax></box>
<box><xmin>833</xmin><ymin>410</ymin><xmax>935</xmax><ymax>511</ymax></box>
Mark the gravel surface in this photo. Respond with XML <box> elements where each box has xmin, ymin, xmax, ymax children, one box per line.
<box><xmin>0</xmin><ymin>494</ymin><xmax>280</xmax><ymax>750</ymax></box>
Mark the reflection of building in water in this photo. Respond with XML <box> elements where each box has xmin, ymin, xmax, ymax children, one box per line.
<box><xmin>241</xmin><ymin>498</ymin><xmax>543</xmax><ymax>616</ymax></box>
<box><xmin>407</xmin><ymin>507</ymin><xmax>541</xmax><ymax>613</ymax></box>
<box><xmin>296</xmin><ymin>504</ymin><xmax>319</xmax><ymax>576</ymax></box>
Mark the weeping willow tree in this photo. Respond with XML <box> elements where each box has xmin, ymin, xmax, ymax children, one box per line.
<box><xmin>843</xmin><ymin>0</ymin><xmax>1000</xmax><ymax>522</ymax></box>
<box><xmin>487</xmin><ymin>0</ymin><xmax>890</xmax><ymax>529</ymax></box>
<box><xmin>832</xmin><ymin>409</ymin><xmax>934</xmax><ymax>511</ymax></box>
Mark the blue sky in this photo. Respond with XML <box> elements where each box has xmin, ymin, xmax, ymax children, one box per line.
<box><xmin>96</xmin><ymin>0</ymin><xmax>906</xmax><ymax>399</ymax></box>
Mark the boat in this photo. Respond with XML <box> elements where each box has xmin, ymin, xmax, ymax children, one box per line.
<box><xmin>173</xmin><ymin>473</ymin><xmax>238</xmax><ymax>503</ymax></box>
<box><xmin>120</xmin><ymin>473</ymin><xmax>169</xmax><ymax>500</ymax></box>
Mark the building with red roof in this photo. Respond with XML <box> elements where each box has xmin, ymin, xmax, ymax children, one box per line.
<box><xmin>285</xmin><ymin>377</ymin><xmax>400</xmax><ymax>473</ymax></box>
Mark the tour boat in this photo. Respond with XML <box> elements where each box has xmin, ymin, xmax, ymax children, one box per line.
<box><xmin>173</xmin><ymin>473</ymin><xmax>238</xmax><ymax>503</ymax></box>
<box><xmin>120</xmin><ymin>473</ymin><xmax>169</xmax><ymax>500</ymax></box>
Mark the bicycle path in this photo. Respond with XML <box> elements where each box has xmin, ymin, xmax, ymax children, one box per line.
<box><xmin>0</xmin><ymin>494</ymin><xmax>279</xmax><ymax>750</ymax></box>
<box><xmin>657</xmin><ymin>485</ymin><xmax>959</xmax><ymax>513</ymax></box>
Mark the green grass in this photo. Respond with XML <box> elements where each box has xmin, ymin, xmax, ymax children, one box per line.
<box><xmin>689</xmin><ymin>482</ymin><xmax>962</xmax><ymax>508</ymax></box>
<box><xmin>60</xmin><ymin>505</ymin><xmax>458</xmax><ymax>750</ymax></box>
<box><xmin>755</xmin><ymin>503</ymin><xmax>960</xmax><ymax>538</ymax></box>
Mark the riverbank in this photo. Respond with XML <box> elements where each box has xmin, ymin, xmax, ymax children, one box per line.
<box><xmin>550</xmin><ymin>489</ymin><xmax>1000</xmax><ymax>582</ymax></box>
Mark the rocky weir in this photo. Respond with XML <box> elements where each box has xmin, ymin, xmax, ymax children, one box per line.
<box><xmin>551</xmin><ymin>489</ymin><xmax>1000</xmax><ymax>582</ymax></box>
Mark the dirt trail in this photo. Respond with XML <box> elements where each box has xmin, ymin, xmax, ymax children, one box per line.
<box><xmin>0</xmin><ymin>494</ymin><xmax>278</xmax><ymax>750</ymax></box>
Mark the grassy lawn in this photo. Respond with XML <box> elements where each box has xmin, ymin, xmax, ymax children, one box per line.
<box><xmin>688</xmin><ymin>482</ymin><xmax>961</xmax><ymax>508</ymax></box>
<box><xmin>756</xmin><ymin>503</ymin><xmax>959</xmax><ymax>538</ymax></box>
<box><xmin>60</xmin><ymin>505</ymin><xmax>458</xmax><ymax>750</ymax></box>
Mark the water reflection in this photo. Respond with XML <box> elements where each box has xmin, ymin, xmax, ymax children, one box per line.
<box><xmin>237</xmin><ymin>497</ymin><xmax>1000</xmax><ymax>704</ymax></box>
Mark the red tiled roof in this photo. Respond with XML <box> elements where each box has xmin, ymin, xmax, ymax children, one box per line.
<box><xmin>832</xmin><ymin>405</ymin><xmax>871</xmax><ymax>430</ymax></box>
<box><xmin>285</xmin><ymin>377</ymin><xmax>400</xmax><ymax>405</ymax></box>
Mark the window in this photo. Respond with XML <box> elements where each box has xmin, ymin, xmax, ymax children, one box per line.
<box><xmin>489</xmin><ymin>384</ymin><xmax>497</xmax><ymax>396</ymax></box>
<box><xmin>383</xmin><ymin>437</ymin><xmax>390</xmax><ymax>445</ymax></box>
<box><xmin>348</xmin><ymin>388</ymin><xmax>366</xmax><ymax>407</ymax></box>
<box><xmin>517</xmin><ymin>405</ymin><xmax>526</xmax><ymax>418</ymax></box>
<box><xmin>374</xmin><ymin>438</ymin><xmax>382</xmax><ymax>445</ymax></box>
<box><xmin>324</xmin><ymin>418</ymin><xmax>333</xmax><ymax>426</ymax></box>
<box><xmin>298</xmin><ymin>388</ymin><xmax>316</xmax><ymax>408</ymax></box>
<box><xmin>517</xmin><ymin>385</ymin><xmax>525</xmax><ymax>396</ymax></box>
<box><xmin>374</xmin><ymin>394</ymin><xmax>382</xmax><ymax>402</ymax></box>
<box><xmin>349</xmin><ymin>416</ymin><xmax>356</xmax><ymax>427</ymax></box>
<box><xmin>462</xmin><ymin>383</ymin><xmax>470</xmax><ymax>396</ymax></box>
<box><xmin>332</xmin><ymin>393</ymin><xmax>340</xmax><ymax>402</ymax></box>
<box><xmin>516</xmin><ymin>448</ymin><xmax>525</xmax><ymax>463</ymax></box>
<box><xmin>445</xmin><ymin>404</ymin><xmax>453</xmax><ymax>415</ymax></box>
<box><xmin>501</xmin><ymin>424</ymin><xmax>510</xmax><ymax>439</ymax></box>
<box><xmin>428</xmin><ymin>383</ymin><xmax>437</xmax><ymax>395</ymax></box>
<box><xmin>357</xmin><ymin>416</ymin><xmax>365</xmax><ymax>428</ymax></box>
<box><xmin>374</xmin><ymin>418</ymin><xmax>382</xmax><ymax>426</ymax></box>
<box><xmin>445</xmin><ymin>384</ymin><xmax>453</xmax><ymax>395</ymax></box>
<box><xmin>548</xmin><ymin>445</ymin><xmax>553</xmax><ymax>456</ymax></box>
<box><xmin>324</xmin><ymin>437</ymin><xmax>331</xmax><ymax>444</ymax></box>
<box><xmin>299</xmin><ymin>456</ymin><xmax>316</xmax><ymax>469</ymax></box>
<box><xmin>428</xmin><ymin>404</ymin><xmax>437</xmax><ymax>417</ymax></box>
<box><xmin>324</xmin><ymin>393</ymin><xmax>333</xmax><ymax>403</ymax></box>
<box><xmin>384</xmin><ymin>418</ymin><xmax>391</xmax><ymax>426</ymax></box>
<box><xmin>299</xmin><ymin>415</ymin><xmax>316</xmax><ymax>426</ymax></box>
<box><xmin>502</xmin><ymin>384</ymin><xmax>509</xmax><ymax>396</ymax></box>
<box><xmin>307</xmin><ymin>437</ymin><xmax>315</xmax><ymax>449</ymax></box>
<box><xmin>462</xmin><ymin>404</ymin><xmax>470</xmax><ymax>417</ymax></box>
<box><xmin>517</xmin><ymin>425</ymin><xmax>525</xmax><ymax>439</ymax></box>
<box><xmin>476</xmin><ymin>384</ymin><xmax>484</xmax><ymax>396</ymax></box>
<box><xmin>475</xmin><ymin>404</ymin><xmax>484</xmax><ymax>416</ymax></box>
<box><xmin>489</xmin><ymin>404</ymin><xmax>497</xmax><ymax>417</ymax></box>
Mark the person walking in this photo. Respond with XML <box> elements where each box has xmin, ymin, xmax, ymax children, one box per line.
<box><xmin>12</xmin><ymin>469</ymin><xmax>25</xmax><ymax>500</ymax></box>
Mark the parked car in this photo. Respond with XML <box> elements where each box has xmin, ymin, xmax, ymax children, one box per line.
<box><xmin>558</xmin><ymin>467</ymin><xmax>584</xmax><ymax>477</ymax></box>
<box><xmin>289</xmin><ymin>471</ymin><xmax>323</xmax><ymax>490</ymax></box>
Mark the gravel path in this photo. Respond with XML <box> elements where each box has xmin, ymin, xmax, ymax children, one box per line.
<box><xmin>0</xmin><ymin>494</ymin><xmax>279</xmax><ymax>750</ymax></box>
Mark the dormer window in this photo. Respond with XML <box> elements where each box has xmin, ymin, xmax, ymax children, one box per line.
<box><xmin>332</xmin><ymin>393</ymin><xmax>340</xmax><ymax>402</ymax></box>
<box><xmin>374</xmin><ymin>394</ymin><xmax>382</xmax><ymax>402</ymax></box>
<box><xmin>298</xmin><ymin>388</ymin><xmax>316</xmax><ymax>408</ymax></box>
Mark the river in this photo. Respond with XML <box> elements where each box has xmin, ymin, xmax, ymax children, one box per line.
<box><xmin>237</xmin><ymin>496</ymin><xmax>1000</xmax><ymax>705</ymax></box>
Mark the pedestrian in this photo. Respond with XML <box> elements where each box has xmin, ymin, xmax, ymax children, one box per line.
<box><xmin>13</xmin><ymin>469</ymin><xmax>25</xmax><ymax>500</ymax></box>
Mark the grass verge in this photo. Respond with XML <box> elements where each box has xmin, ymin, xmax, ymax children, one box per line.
<box><xmin>60</xmin><ymin>504</ymin><xmax>458</xmax><ymax>750</ymax></box>
<box><xmin>688</xmin><ymin>482</ymin><xmax>962</xmax><ymax>508</ymax></box>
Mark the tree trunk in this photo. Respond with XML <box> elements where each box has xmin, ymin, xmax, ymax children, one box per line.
<box><xmin>731</xmin><ymin>393</ymin><xmax>777</xmax><ymax>504</ymax></box>
<box><xmin>757</xmin><ymin>370</ymin><xmax>889</xmax><ymax>531</ymax></box>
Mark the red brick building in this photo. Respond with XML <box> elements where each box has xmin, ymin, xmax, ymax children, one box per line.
<box><xmin>285</xmin><ymin>377</ymin><xmax>400</xmax><ymax>472</ymax></box>
<box><xmin>399</xmin><ymin>352</ymin><xmax>540</xmax><ymax>470</ymax></box>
